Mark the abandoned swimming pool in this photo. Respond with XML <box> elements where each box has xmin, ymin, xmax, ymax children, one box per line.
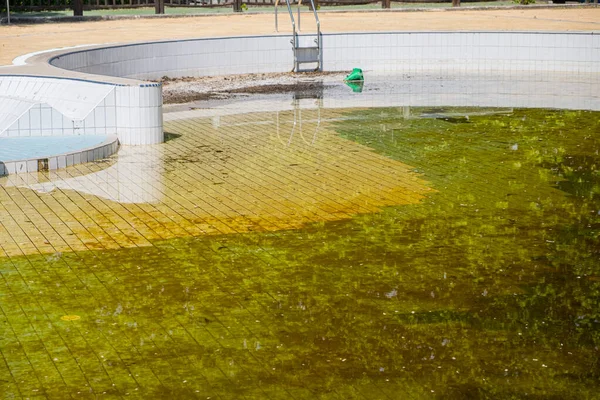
<box><xmin>1</xmin><ymin>70</ymin><xmax>599</xmax><ymax>397</ymax></box>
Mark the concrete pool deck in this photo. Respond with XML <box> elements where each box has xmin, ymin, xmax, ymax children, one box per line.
<box><xmin>1</xmin><ymin>7</ymin><xmax>599</xmax><ymax>66</ymax></box>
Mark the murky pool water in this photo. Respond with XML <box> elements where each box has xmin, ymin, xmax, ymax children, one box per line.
<box><xmin>1</xmin><ymin>98</ymin><xmax>599</xmax><ymax>398</ymax></box>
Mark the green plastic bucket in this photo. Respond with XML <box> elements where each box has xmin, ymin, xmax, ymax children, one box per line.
<box><xmin>344</xmin><ymin>68</ymin><xmax>364</xmax><ymax>82</ymax></box>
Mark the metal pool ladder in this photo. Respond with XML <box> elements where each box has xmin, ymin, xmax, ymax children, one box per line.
<box><xmin>275</xmin><ymin>0</ymin><xmax>322</xmax><ymax>72</ymax></box>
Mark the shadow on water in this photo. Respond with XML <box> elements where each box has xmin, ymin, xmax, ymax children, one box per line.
<box><xmin>163</xmin><ymin>131</ymin><xmax>182</xmax><ymax>142</ymax></box>
<box><xmin>543</xmin><ymin>154</ymin><xmax>600</xmax><ymax>201</ymax></box>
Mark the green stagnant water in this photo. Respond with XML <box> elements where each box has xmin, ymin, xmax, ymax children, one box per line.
<box><xmin>1</xmin><ymin>107</ymin><xmax>600</xmax><ymax>399</ymax></box>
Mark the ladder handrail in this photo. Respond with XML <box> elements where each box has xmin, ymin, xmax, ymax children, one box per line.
<box><xmin>275</xmin><ymin>0</ymin><xmax>296</xmax><ymax>34</ymax></box>
<box><xmin>308</xmin><ymin>0</ymin><xmax>320</xmax><ymax>64</ymax></box>
<box><xmin>276</xmin><ymin>0</ymin><xmax>321</xmax><ymax>72</ymax></box>
<box><xmin>308</xmin><ymin>0</ymin><xmax>320</xmax><ymax>38</ymax></box>
<box><xmin>276</xmin><ymin>0</ymin><xmax>320</xmax><ymax>38</ymax></box>
<box><xmin>297</xmin><ymin>0</ymin><xmax>301</xmax><ymax>31</ymax></box>
<box><xmin>284</xmin><ymin>0</ymin><xmax>297</xmax><ymax>48</ymax></box>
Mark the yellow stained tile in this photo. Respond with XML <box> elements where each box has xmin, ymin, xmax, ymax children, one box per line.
<box><xmin>0</xmin><ymin>109</ymin><xmax>433</xmax><ymax>257</ymax></box>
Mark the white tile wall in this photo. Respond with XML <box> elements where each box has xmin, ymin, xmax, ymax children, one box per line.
<box><xmin>50</xmin><ymin>36</ymin><xmax>294</xmax><ymax>80</ymax></box>
<box><xmin>0</xmin><ymin>76</ymin><xmax>162</xmax><ymax>145</ymax></box>
<box><xmin>322</xmin><ymin>32</ymin><xmax>600</xmax><ymax>75</ymax></box>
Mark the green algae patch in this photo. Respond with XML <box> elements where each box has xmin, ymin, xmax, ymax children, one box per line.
<box><xmin>0</xmin><ymin>107</ymin><xmax>599</xmax><ymax>398</ymax></box>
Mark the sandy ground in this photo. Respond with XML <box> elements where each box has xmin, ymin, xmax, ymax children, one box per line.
<box><xmin>1</xmin><ymin>7</ymin><xmax>599</xmax><ymax>66</ymax></box>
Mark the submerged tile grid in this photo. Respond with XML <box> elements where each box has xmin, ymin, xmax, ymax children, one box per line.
<box><xmin>0</xmin><ymin>108</ymin><xmax>432</xmax><ymax>259</ymax></box>
<box><xmin>3</xmin><ymin>100</ymin><xmax>599</xmax><ymax>398</ymax></box>
<box><xmin>0</xmin><ymin>107</ymin><xmax>432</xmax><ymax>398</ymax></box>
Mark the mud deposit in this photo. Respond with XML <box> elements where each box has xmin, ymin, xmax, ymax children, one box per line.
<box><xmin>160</xmin><ymin>71</ymin><xmax>344</xmax><ymax>104</ymax></box>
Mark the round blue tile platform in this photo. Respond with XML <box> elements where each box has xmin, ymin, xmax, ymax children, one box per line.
<box><xmin>0</xmin><ymin>135</ymin><xmax>119</xmax><ymax>175</ymax></box>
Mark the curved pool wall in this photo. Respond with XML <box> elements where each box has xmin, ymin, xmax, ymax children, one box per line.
<box><xmin>1</xmin><ymin>31</ymin><xmax>598</xmax><ymax>176</ymax></box>
<box><xmin>49</xmin><ymin>32</ymin><xmax>600</xmax><ymax>80</ymax></box>
<box><xmin>0</xmin><ymin>75</ymin><xmax>163</xmax><ymax>145</ymax></box>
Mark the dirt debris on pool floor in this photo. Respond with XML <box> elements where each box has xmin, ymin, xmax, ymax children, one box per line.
<box><xmin>160</xmin><ymin>71</ymin><xmax>347</xmax><ymax>104</ymax></box>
